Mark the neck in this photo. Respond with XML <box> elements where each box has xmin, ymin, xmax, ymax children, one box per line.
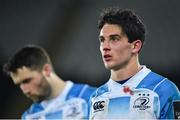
<box><xmin>48</xmin><ymin>73</ymin><xmax>66</xmax><ymax>99</ymax></box>
<box><xmin>110</xmin><ymin>56</ymin><xmax>141</xmax><ymax>81</ymax></box>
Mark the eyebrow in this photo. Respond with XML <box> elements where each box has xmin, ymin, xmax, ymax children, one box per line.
<box><xmin>109</xmin><ymin>34</ymin><xmax>121</xmax><ymax>37</ymax></box>
<box><xmin>99</xmin><ymin>34</ymin><xmax>122</xmax><ymax>38</ymax></box>
<box><xmin>16</xmin><ymin>78</ymin><xmax>31</xmax><ymax>86</ymax></box>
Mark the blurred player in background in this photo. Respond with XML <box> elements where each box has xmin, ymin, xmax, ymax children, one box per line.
<box><xmin>4</xmin><ymin>44</ymin><xmax>96</xmax><ymax>119</ymax></box>
<box><xmin>89</xmin><ymin>7</ymin><xmax>180</xmax><ymax>119</ymax></box>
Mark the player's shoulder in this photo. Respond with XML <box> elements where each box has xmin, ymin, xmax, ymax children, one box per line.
<box><xmin>151</xmin><ymin>72</ymin><xmax>177</xmax><ymax>89</ymax></box>
<box><xmin>21</xmin><ymin>103</ymin><xmax>38</xmax><ymax>119</ymax></box>
<box><xmin>73</xmin><ymin>83</ymin><xmax>96</xmax><ymax>93</ymax></box>
<box><xmin>69</xmin><ymin>82</ymin><xmax>96</xmax><ymax>100</ymax></box>
<box><xmin>155</xmin><ymin>77</ymin><xmax>179</xmax><ymax>94</ymax></box>
<box><xmin>91</xmin><ymin>83</ymin><xmax>109</xmax><ymax>98</ymax></box>
<box><xmin>137</xmin><ymin>71</ymin><xmax>179</xmax><ymax>98</ymax></box>
<box><xmin>148</xmin><ymin>72</ymin><xmax>179</xmax><ymax>97</ymax></box>
<box><xmin>139</xmin><ymin>72</ymin><xmax>178</xmax><ymax>90</ymax></box>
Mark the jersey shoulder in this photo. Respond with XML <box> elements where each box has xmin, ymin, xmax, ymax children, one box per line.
<box><xmin>137</xmin><ymin>71</ymin><xmax>179</xmax><ymax>96</ymax></box>
<box><xmin>137</xmin><ymin>71</ymin><xmax>180</xmax><ymax>119</ymax></box>
<box><xmin>91</xmin><ymin>83</ymin><xmax>109</xmax><ymax>98</ymax></box>
<box><xmin>66</xmin><ymin>83</ymin><xmax>96</xmax><ymax>101</ymax></box>
<box><xmin>21</xmin><ymin>103</ymin><xmax>43</xmax><ymax>119</ymax></box>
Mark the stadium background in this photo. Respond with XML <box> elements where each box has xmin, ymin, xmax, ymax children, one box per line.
<box><xmin>0</xmin><ymin>0</ymin><xmax>179</xmax><ymax>118</ymax></box>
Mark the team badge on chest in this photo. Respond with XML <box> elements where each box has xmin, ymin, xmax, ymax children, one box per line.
<box><xmin>129</xmin><ymin>88</ymin><xmax>159</xmax><ymax>119</ymax></box>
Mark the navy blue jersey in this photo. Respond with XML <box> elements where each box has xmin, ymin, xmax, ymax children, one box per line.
<box><xmin>90</xmin><ymin>66</ymin><xmax>180</xmax><ymax>119</ymax></box>
<box><xmin>22</xmin><ymin>81</ymin><xmax>96</xmax><ymax>119</ymax></box>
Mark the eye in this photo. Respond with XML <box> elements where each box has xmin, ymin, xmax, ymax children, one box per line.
<box><xmin>110</xmin><ymin>35</ymin><xmax>121</xmax><ymax>41</ymax></box>
<box><xmin>22</xmin><ymin>78</ymin><xmax>31</xmax><ymax>84</ymax></box>
<box><xmin>99</xmin><ymin>36</ymin><xmax>105</xmax><ymax>43</ymax></box>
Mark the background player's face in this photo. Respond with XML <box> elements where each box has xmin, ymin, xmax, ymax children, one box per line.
<box><xmin>99</xmin><ymin>24</ymin><xmax>134</xmax><ymax>70</ymax></box>
<box><xmin>10</xmin><ymin>66</ymin><xmax>51</xmax><ymax>102</ymax></box>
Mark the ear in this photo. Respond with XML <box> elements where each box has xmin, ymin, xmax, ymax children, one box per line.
<box><xmin>131</xmin><ymin>40</ymin><xmax>142</xmax><ymax>53</ymax></box>
<box><xmin>42</xmin><ymin>64</ymin><xmax>52</xmax><ymax>77</ymax></box>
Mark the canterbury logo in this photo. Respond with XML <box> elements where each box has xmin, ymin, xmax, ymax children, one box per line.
<box><xmin>93</xmin><ymin>101</ymin><xmax>105</xmax><ymax>111</ymax></box>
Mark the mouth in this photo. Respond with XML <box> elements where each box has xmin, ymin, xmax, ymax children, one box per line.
<box><xmin>103</xmin><ymin>54</ymin><xmax>112</xmax><ymax>62</ymax></box>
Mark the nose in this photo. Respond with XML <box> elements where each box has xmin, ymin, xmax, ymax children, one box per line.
<box><xmin>20</xmin><ymin>83</ymin><xmax>30</xmax><ymax>94</ymax></box>
<box><xmin>102</xmin><ymin>40</ymin><xmax>111</xmax><ymax>52</ymax></box>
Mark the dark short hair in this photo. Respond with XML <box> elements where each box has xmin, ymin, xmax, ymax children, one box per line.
<box><xmin>4</xmin><ymin>44</ymin><xmax>52</xmax><ymax>74</ymax></box>
<box><xmin>98</xmin><ymin>7</ymin><xmax>146</xmax><ymax>43</ymax></box>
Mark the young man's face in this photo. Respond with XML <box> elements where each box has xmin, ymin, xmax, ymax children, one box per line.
<box><xmin>10</xmin><ymin>66</ymin><xmax>51</xmax><ymax>102</ymax></box>
<box><xmin>99</xmin><ymin>23</ymin><xmax>135</xmax><ymax>70</ymax></box>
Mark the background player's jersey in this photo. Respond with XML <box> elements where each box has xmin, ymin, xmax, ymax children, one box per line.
<box><xmin>22</xmin><ymin>81</ymin><xmax>96</xmax><ymax>119</ymax></box>
<box><xmin>90</xmin><ymin>66</ymin><xmax>180</xmax><ymax>119</ymax></box>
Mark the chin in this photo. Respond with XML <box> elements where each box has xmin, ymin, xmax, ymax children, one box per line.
<box><xmin>105</xmin><ymin>64</ymin><xmax>121</xmax><ymax>70</ymax></box>
<box><xmin>105</xmin><ymin>64</ymin><xmax>114</xmax><ymax>70</ymax></box>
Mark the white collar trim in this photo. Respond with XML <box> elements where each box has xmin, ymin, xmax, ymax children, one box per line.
<box><xmin>108</xmin><ymin>65</ymin><xmax>151</xmax><ymax>91</ymax></box>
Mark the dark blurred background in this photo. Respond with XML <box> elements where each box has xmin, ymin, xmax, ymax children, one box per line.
<box><xmin>0</xmin><ymin>0</ymin><xmax>179</xmax><ymax>118</ymax></box>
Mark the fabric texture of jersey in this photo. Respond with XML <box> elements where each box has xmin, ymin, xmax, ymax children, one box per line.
<box><xmin>22</xmin><ymin>81</ymin><xmax>96</xmax><ymax>120</ymax></box>
<box><xmin>90</xmin><ymin>66</ymin><xmax>180</xmax><ymax>119</ymax></box>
